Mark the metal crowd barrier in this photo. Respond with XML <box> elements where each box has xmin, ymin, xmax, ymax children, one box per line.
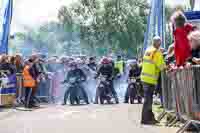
<box><xmin>157</xmin><ymin>71</ymin><xmax>177</xmax><ymax>125</ymax></box>
<box><xmin>162</xmin><ymin>71</ymin><xmax>176</xmax><ymax>111</ymax></box>
<box><xmin>161</xmin><ymin>66</ymin><xmax>200</xmax><ymax>132</ymax></box>
<box><xmin>15</xmin><ymin>73</ymin><xmax>55</xmax><ymax>105</ymax></box>
<box><xmin>175</xmin><ymin>66</ymin><xmax>200</xmax><ymax>133</ymax></box>
<box><xmin>16</xmin><ymin>73</ymin><xmax>24</xmax><ymax>104</ymax></box>
<box><xmin>36</xmin><ymin>77</ymin><xmax>52</xmax><ymax>103</ymax></box>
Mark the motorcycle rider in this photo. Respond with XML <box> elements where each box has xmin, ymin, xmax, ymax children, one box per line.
<box><xmin>95</xmin><ymin>57</ymin><xmax>119</xmax><ymax>104</ymax></box>
<box><xmin>62</xmin><ymin>61</ymin><xmax>89</xmax><ymax>105</ymax></box>
<box><xmin>87</xmin><ymin>57</ymin><xmax>97</xmax><ymax>72</ymax></box>
<box><xmin>85</xmin><ymin>57</ymin><xmax>97</xmax><ymax>102</ymax></box>
<box><xmin>124</xmin><ymin>60</ymin><xmax>142</xmax><ymax>103</ymax></box>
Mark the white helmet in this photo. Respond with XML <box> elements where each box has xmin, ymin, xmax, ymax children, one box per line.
<box><xmin>76</xmin><ymin>58</ymin><xmax>82</xmax><ymax>64</ymax></box>
<box><xmin>127</xmin><ymin>59</ymin><xmax>137</xmax><ymax>65</ymax></box>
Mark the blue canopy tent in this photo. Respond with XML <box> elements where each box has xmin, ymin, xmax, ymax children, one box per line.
<box><xmin>0</xmin><ymin>0</ymin><xmax>13</xmax><ymax>54</ymax></box>
<box><xmin>185</xmin><ymin>11</ymin><xmax>200</xmax><ymax>22</ymax></box>
<box><xmin>184</xmin><ymin>11</ymin><xmax>200</xmax><ymax>31</ymax></box>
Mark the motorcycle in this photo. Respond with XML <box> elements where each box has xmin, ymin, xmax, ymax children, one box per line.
<box><xmin>126</xmin><ymin>76</ymin><xmax>142</xmax><ymax>104</ymax></box>
<box><xmin>65</xmin><ymin>77</ymin><xmax>86</xmax><ymax>105</ymax></box>
<box><xmin>97</xmin><ymin>75</ymin><xmax>112</xmax><ymax>104</ymax></box>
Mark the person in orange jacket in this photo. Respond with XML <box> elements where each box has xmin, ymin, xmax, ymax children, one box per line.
<box><xmin>23</xmin><ymin>59</ymin><xmax>36</xmax><ymax>108</ymax></box>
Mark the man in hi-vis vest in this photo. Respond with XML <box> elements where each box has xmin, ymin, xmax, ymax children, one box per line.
<box><xmin>141</xmin><ymin>36</ymin><xmax>166</xmax><ymax>125</ymax></box>
<box><xmin>114</xmin><ymin>55</ymin><xmax>125</xmax><ymax>77</ymax></box>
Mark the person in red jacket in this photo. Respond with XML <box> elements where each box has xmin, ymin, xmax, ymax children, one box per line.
<box><xmin>171</xmin><ymin>11</ymin><xmax>196</xmax><ymax>66</ymax></box>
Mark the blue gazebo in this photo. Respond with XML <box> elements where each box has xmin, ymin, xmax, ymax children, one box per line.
<box><xmin>185</xmin><ymin>11</ymin><xmax>200</xmax><ymax>22</ymax></box>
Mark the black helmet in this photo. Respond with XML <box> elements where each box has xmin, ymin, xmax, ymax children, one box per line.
<box><xmin>89</xmin><ymin>56</ymin><xmax>95</xmax><ymax>61</ymax></box>
<box><xmin>69</xmin><ymin>61</ymin><xmax>77</xmax><ymax>67</ymax></box>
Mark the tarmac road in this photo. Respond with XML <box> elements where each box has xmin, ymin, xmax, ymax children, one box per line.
<box><xmin>0</xmin><ymin>104</ymin><xmax>177</xmax><ymax>133</ymax></box>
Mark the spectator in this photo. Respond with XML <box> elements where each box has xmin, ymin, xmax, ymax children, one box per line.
<box><xmin>10</xmin><ymin>56</ymin><xmax>15</xmax><ymax>64</ymax></box>
<box><xmin>30</xmin><ymin>55</ymin><xmax>42</xmax><ymax>81</ymax></box>
<box><xmin>23</xmin><ymin>59</ymin><xmax>37</xmax><ymax>108</ymax></box>
<box><xmin>0</xmin><ymin>55</ymin><xmax>15</xmax><ymax>75</ymax></box>
<box><xmin>171</xmin><ymin>11</ymin><xmax>195</xmax><ymax>66</ymax></box>
<box><xmin>28</xmin><ymin>55</ymin><xmax>41</xmax><ymax>105</ymax></box>
<box><xmin>188</xmin><ymin>30</ymin><xmax>200</xmax><ymax>64</ymax></box>
<box><xmin>15</xmin><ymin>54</ymin><xmax>24</xmax><ymax>73</ymax></box>
<box><xmin>14</xmin><ymin>54</ymin><xmax>24</xmax><ymax>101</ymax></box>
<box><xmin>9</xmin><ymin>56</ymin><xmax>17</xmax><ymax>73</ymax></box>
<box><xmin>87</xmin><ymin>57</ymin><xmax>97</xmax><ymax>72</ymax></box>
<box><xmin>166</xmin><ymin>43</ymin><xmax>175</xmax><ymax>65</ymax></box>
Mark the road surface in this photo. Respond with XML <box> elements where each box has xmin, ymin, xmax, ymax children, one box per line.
<box><xmin>0</xmin><ymin>104</ymin><xmax>178</xmax><ymax>133</ymax></box>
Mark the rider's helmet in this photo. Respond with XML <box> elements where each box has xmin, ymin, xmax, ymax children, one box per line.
<box><xmin>69</xmin><ymin>61</ymin><xmax>77</xmax><ymax>68</ymax></box>
<box><xmin>89</xmin><ymin>56</ymin><xmax>95</xmax><ymax>62</ymax></box>
<box><xmin>60</xmin><ymin>56</ymin><xmax>69</xmax><ymax>64</ymax></box>
<box><xmin>79</xmin><ymin>55</ymin><xmax>87</xmax><ymax>63</ymax></box>
<box><xmin>76</xmin><ymin>58</ymin><xmax>83</xmax><ymax>66</ymax></box>
<box><xmin>101</xmin><ymin>57</ymin><xmax>111</xmax><ymax>65</ymax></box>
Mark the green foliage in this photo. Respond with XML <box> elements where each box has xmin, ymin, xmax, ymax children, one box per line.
<box><xmin>165</xmin><ymin>5</ymin><xmax>174</xmax><ymax>22</ymax></box>
<box><xmin>14</xmin><ymin>32</ymin><xmax>26</xmax><ymax>40</ymax></box>
<box><xmin>12</xmin><ymin>0</ymin><xmax>176</xmax><ymax>57</ymax></box>
<box><xmin>57</xmin><ymin>0</ymin><xmax>149</xmax><ymax>56</ymax></box>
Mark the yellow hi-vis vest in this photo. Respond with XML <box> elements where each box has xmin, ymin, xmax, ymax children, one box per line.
<box><xmin>115</xmin><ymin>60</ymin><xmax>124</xmax><ymax>74</ymax></box>
<box><xmin>141</xmin><ymin>47</ymin><xmax>165</xmax><ymax>85</ymax></box>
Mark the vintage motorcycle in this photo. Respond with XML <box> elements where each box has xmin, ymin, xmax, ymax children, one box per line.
<box><xmin>97</xmin><ymin>75</ymin><xmax>113</xmax><ymax>104</ymax></box>
<box><xmin>126</xmin><ymin>76</ymin><xmax>142</xmax><ymax>104</ymax></box>
<box><xmin>64</xmin><ymin>76</ymin><xmax>86</xmax><ymax>105</ymax></box>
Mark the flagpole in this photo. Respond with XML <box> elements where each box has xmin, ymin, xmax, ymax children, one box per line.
<box><xmin>0</xmin><ymin>0</ymin><xmax>13</xmax><ymax>54</ymax></box>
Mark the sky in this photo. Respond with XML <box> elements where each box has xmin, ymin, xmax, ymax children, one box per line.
<box><xmin>11</xmin><ymin>0</ymin><xmax>76</xmax><ymax>32</ymax></box>
<box><xmin>0</xmin><ymin>0</ymin><xmax>200</xmax><ymax>33</ymax></box>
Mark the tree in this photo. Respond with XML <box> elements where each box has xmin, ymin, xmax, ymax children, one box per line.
<box><xmin>57</xmin><ymin>0</ymin><xmax>149</xmax><ymax>56</ymax></box>
<box><xmin>11</xmin><ymin>0</ymin><xmax>175</xmax><ymax>57</ymax></box>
